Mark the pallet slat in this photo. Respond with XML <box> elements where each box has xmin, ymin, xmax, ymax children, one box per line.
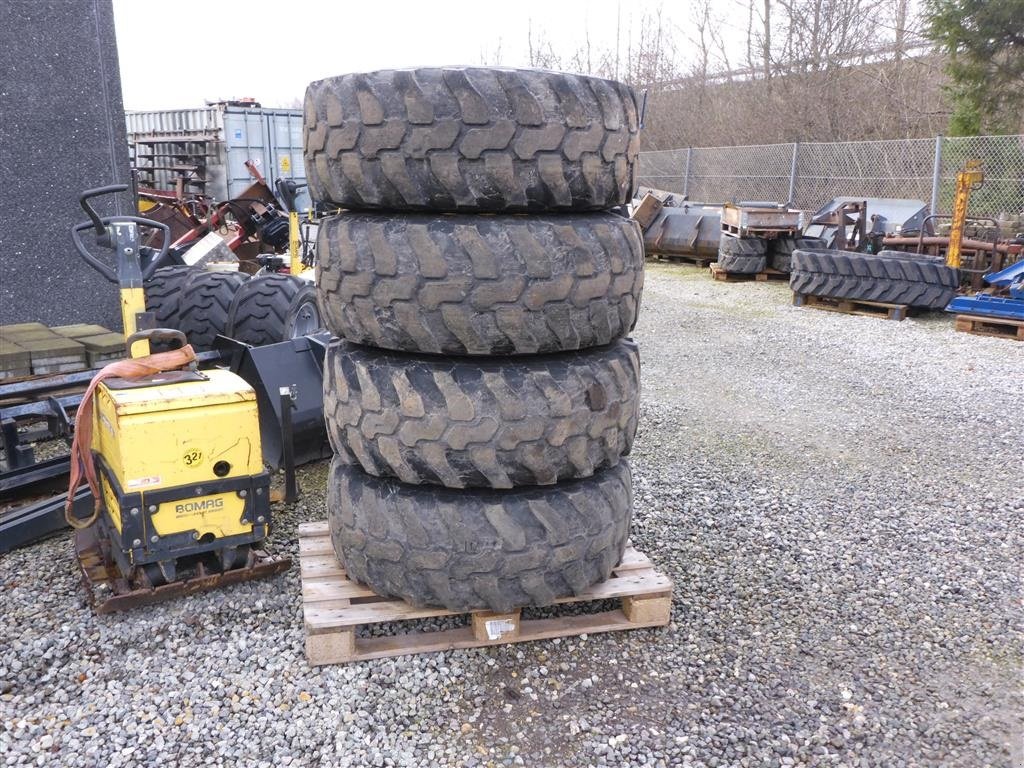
<box><xmin>316</xmin><ymin>608</ymin><xmax>670</xmax><ymax>664</ymax></box>
<box><xmin>648</xmin><ymin>253</ymin><xmax>713</xmax><ymax>268</ymax></box>
<box><xmin>792</xmin><ymin>292</ymin><xmax>910</xmax><ymax>321</ymax></box>
<box><xmin>298</xmin><ymin>523</ymin><xmax>673</xmax><ymax>665</ymax></box>
<box><xmin>305</xmin><ymin>570</ymin><xmax>672</xmax><ymax>631</ymax></box>
<box><xmin>954</xmin><ymin>314</ymin><xmax>1024</xmax><ymax>341</ymax></box>
<box><xmin>710</xmin><ymin>264</ymin><xmax>788</xmax><ymax>282</ymax></box>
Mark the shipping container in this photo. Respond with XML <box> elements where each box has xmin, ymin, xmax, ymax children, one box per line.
<box><xmin>125</xmin><ymin>103</ymin><xmax>311</xmax><ymax>212</ymax></box>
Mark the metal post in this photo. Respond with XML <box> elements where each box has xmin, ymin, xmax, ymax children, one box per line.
<box><xmin>930</xmin><ymin>135</ymin><xmax>944</xmax><ymax>215</ymax></box>
<box><xmin>279</xmin><ymin>386</ymin><xmax>299</xmax><ymax>504</ymax></box>
<box><xmin>787</xmin><ymin>142</ymin><xmax>800</xmax><ymax>205</ymax></box>
<box><xmin>682</xmin><ymin>147</ymin><xmax>692</xmax><ymax>199</ymax></box>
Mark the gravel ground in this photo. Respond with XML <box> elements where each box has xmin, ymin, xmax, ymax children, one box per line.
<box><xmin>2</xmin><ymin>260</ymin><xmax>1021</xmax><ymax>767</ymax></box>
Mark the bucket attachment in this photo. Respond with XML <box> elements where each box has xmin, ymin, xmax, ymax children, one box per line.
<box><xmin>215</xmin><ymin>333</ymin><xmax>332</xmax><ymax>470</ymax></box>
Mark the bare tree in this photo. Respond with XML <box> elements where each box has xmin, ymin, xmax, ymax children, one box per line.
<box><xmin>524</xmin><ymin>0</ymin><xmax>948</xmax><ymax>149</ymax></box>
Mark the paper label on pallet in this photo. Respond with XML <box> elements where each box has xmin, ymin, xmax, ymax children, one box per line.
<box><xmin>484</xmin><ymin>618</ymin><xmax>516</xmax><ymax>640</ymax></box>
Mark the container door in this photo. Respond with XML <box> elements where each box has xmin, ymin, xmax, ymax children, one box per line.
<box><xmin>223</xmin><ymin>109</ymin><xmax>270</xmax><ymax>200</ymax></box>
<box><xmin>265</xmin><ymin>111</ymin><xmax>311</xmax><ymax>212</ymax></box>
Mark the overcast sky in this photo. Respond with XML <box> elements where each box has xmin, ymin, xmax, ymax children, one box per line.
<box><xmin>112</xmin><ymin>0</ymin><xmax>751</xmax><ymax>110</ymax></box>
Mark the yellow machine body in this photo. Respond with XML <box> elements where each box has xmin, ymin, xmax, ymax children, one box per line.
<box><xmin>91</xmin><ymin>368</ymin><xmax>270</xmax><ymax>570</ymax></box>
<box><xmin>119</xmin><ymin>286</ymin><xmax>150</xmax><ymax>357</ymax></box>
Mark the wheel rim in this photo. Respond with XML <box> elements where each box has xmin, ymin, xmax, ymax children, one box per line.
<box><xmin>291</xmin><ymin>300</ymin><xmax>321</xmax><ymax>338</ymax></box>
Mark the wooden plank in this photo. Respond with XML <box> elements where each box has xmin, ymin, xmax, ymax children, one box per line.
<box><xmin>298</xmin><ymin>535</ymin><xmax>333</xmax><ymax>556</ymax></box>
<box><xmin>710</xmin><ymin>264</ymin><xmax>786</xmax><ymax>283</ymax></box>
<box><xmin>647</xmin><ymin>252</ymin><xmax>711</xmax><ymax>267</ymax></box>
<box><xmin>954</xmin><ymin>314</ymin><xmax>1024</xmax><ymax>341</ymax></box>
<box><xmin>305</xmin><ymin>569</ymin><xmax>672</xmax><ymax>630</ymax></box>
<box><xmin>298</xmin><ymin>520</ymin><xmax>329</xmax><ymax>537</ymax></box>
<box><xmin>622</xmin><ymin>594</ymin><xmax>673</xmax><ymax>624</ymax></box>
<box><xmin>306</xmin><ymin>626</ymin><xmax>355</xmax><ymax>665</ymax></box>
<box><xmin>299</xmin><ymin>553</ymin><xmax>345</xmax><ymax>578</ymax></box>
<box><xmin>754</xmin><ymin>268</ymin><xmax>789</xmax><ymax>282</ymax></box>
<box><xmin>306</xmin><ymin>600</ymin><xmax>461</xmax><ymax>630</ymax></box>
<box><xmin>301</xmin><ymin>577</ymin><xmax>377</xmax><ymax>603</ymax></box>
<box><xmin>613</xmin><ymin>546</ymin><xmax>652</xmax><ymax>573</ymax></box>
<box><xmin>794</xmin><ymin>292</ymin><xmax>909</xmax><ymax>321</ymax></box>
<box><xmin>307</xmin><ymin>607</ymin><xmax>671</xmax><ymax>666</ymax></box>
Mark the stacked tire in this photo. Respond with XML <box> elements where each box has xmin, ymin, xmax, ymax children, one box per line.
<box><xmin>717</xmin><ymin>235</ymin><xmax>767</xmax><ymax>274</ymax></box>
<box><xmin>144</xmin><ymin>267</ymin><xmax>320</xmax><ymax>350</ymax></box>
<box><xmin>305</xmin><ymin>67</ymin><xmax>645</xmax><ymax>613</ymax></box>
<box><xmin>717</xmin><ymin>234</ymin><xmax>828</xmax><ymax>275</ymax></box>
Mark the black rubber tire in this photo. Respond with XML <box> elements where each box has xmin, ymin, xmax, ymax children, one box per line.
<box><xmin>303</xmin><ymin>67</ymin><xmax>641</xmax><ymax>212</ymax></box>
<box><xmin>176</xmin><ymin>271</ymin><xmax>249</xmax><ymax>350</ymax></box>
<box><xmin>790</xmin><ymin>249</ymin><xmax>959</xmax><ymax>309</ymax></box>
<box><xmin>717</xmin><ymin>236</ymin><xmax>766</xmax><ymax>274</ymax></box>
<box><xmin>327</xmin><ymin>457</ymin><xmax>633</xmax><ymax>612</ymax></box>
<box><xmin>324</xmin><ymin>339</ymin><xmax>639</xmax><ymax>489</ymax></box>
<box><xmin>226</xmin><ymin>274</ymin><xmax>320</xmax><ymax>346</ymax></box>
<box><xmin>144</xmin><ymin>266</ymin><xmax>193</xmax><ymax>328</ymax></box>
<box><xmin>316</xmin><ymin>211</ymin><xmax>645</xmax><ymax>356</ymax></box>
<box><xmin>768</xmin><ymin>236</ymin><xmax>827</xmax><ymax>273</ymax></box>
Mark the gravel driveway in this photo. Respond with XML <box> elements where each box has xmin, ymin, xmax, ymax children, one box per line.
<box><xmin>2</xmin><ymin>261</ymin><xmax>1021</xmax><ymax>767</ymax></box>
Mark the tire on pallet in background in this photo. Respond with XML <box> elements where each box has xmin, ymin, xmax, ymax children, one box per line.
<box><xmin>768</xmin><ymin>236</ymin><xmax>827</xmax><ymax>273</ymax></box>
<box><xmin>789</xmin><ymin>248</ymin><xmax>959</xmax><ymax>309</ymax></box>
<box><xmin>327</xmin><ymin>457</ymin><xmax>633</xmax><ymax>612</ymax></box>
<box><xmin>144</xmin><ymin>266</ymin><xmax>193</xmax><ymax>329</ymax></box>
<box><xmin>717</xmin><ymin>236</ymin><xmax>767</xmax><ymax>274</ymax></box>
<box><xmin>303</xmin><ymin>67</ymin><xmax>641</xmax><ymax>212</ymax></box>
<box><xmin>324</xmin><ymin>338</ymin><xmax>639</xmax><ymax>489</ymax></box>
<box><xmin>176</xmin><ymin>271</ymin><xmax>249</xmax><ymax>350</ymax></box>
<box><xmin>316</xmin><ymin>211</ymin><xmax>645</xmax><ymax>356</ymax></box>
<box><xmin>227</xmin><ymin>273</ymin><xmax>321</xmax><ymax>346</ymax></box>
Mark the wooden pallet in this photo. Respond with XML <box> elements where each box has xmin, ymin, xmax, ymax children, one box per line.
<box><xmin>710</xmin><ymin>264</ymin><xmax>789</xmax><ymax>282</ymax></box>
<box><xmin>792</xmin><ymin>292</ymin><xmax>911</xmax><ymax>321</ymax></box>
<box><xmin>299</xmin><ymin>521</ymin><xmax>673</xmax><ymax>666</ymax></box>
<box><xmin>954</xmin><ymin>314</ymin><xmax>1024</xmax><ymax>341</ymax></box>
<box><xmin>648</xmin><ymin>252</ymin><xmax>713</xmax><ymax>269</ymax></box>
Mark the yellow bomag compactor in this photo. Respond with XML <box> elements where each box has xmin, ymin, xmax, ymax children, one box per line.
<box><xmin>68</xmin><ymin>185</ymin><xmax>288</xmax><ymax>611</ymax></box>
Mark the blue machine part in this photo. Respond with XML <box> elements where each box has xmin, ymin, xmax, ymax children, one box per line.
<box><xmin>946</xmin><ymin>294</ymin><xmax>1024</xmax><ymax>321</ymax></box>
<box><xmin>983</xmin><ymin>259</ymin><xmax>1024</xmax><ymax>299</ymax></box>
<box><xmin>946</xmin><ymin>257</ymin><xmax>1024</xmax><ymax>317</ymax></box>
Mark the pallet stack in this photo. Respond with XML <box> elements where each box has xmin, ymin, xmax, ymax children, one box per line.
<box><xmin>301</xmin><ymin>66</ymin><xmax>670</xmax><ymax>663</ymax></box>
<box><xmin>0</xmin><ymin>322</ymin><xmax>125</xmax><ymax>377</ymax></box>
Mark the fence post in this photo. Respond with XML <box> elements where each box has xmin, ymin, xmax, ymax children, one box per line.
<box><xmin>787</xmin><ymin>142</ymin><xmax>800</xmax><ymax>205</ymax></box>
<box><xmin>930</xmin><ymin>135</ymin><xmax>944</xmax><ymax>215</ymax></box>
<box><xmin>682</xmin><ymin>147</ymin><xmax>692</xmax><ymax>198</ymax></box>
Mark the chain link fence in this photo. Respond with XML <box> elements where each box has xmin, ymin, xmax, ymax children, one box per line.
<box><xmin>638</xmin><ymin>135</ymin><xmax>1024</xmax><ymax>223</ymax></box>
